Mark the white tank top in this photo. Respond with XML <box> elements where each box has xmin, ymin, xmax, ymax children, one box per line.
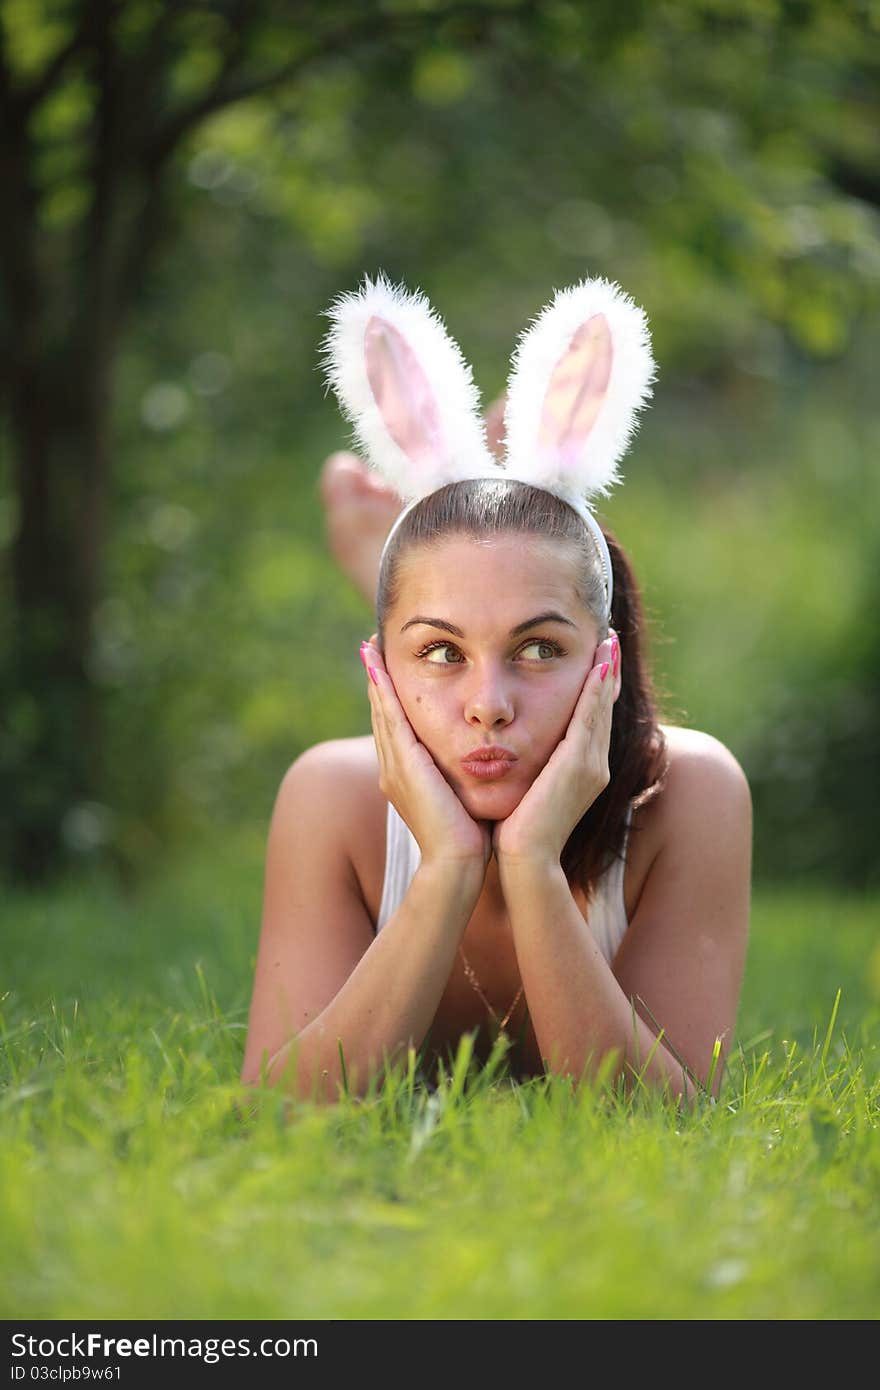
<box><xmin>375</xmin><ymin>800</ymin><xmax>634</xmax><ymax>964</ymax></box>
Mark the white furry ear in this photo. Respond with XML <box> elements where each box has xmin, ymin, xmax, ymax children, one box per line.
<box><xmin>320</xmin><ymin>272</ymin><xmax>496</xmax><ymax>502</ymax></box>
<box><xmin>503</xmin><ymin>277</ymin><xmax>656</xmax><ymax>500</ymax></box>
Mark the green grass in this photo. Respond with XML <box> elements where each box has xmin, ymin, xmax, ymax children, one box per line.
<box><xmin>1</xmin><ymin>837</ymin><xmax>878</xmax><ymax>1320</ymax></box>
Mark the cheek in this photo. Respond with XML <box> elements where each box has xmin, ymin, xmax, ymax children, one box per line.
<box><xmin>531</xmin><ymin>667</ymin><xmax>591</xmax><ymax>747</ymax></box>
<box><xmin>395</xmin><ymin>676</ymin><xmax>453</xmax><ymax>746</ymax></box>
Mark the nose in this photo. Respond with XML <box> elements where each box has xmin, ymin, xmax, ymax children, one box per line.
<box><xmin>463</xmin><ymin>662</ymin><xmax>514</xmax><ymax>730</ymax></box>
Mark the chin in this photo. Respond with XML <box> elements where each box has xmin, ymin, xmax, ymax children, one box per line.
<box><xmin>452</xmin><ymin>777</ymin><xmax>526</xmax><ymax>822</ymax></box>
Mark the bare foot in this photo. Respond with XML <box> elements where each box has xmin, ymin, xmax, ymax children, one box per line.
<box><xmin>319</xmin><ymin>452</ymin><xmax>405</xmax><ymax>606</ymax></box>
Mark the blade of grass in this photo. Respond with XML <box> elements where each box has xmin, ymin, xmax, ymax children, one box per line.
<box><xmin>337</xmin><ymin>1038</ymin><xmax>349</xmax><ymax>1099</ymax></box>
<box><xmin>820</xmin><ymin>988</ymin><xmax>842</xmax><ymax>1078</ymax></box>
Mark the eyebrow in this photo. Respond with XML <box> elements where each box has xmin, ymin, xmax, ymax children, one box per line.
<box><xmin>399</xmin><ymin>610</ymin><xmax>579</xmax><ymax>639</ymax></box>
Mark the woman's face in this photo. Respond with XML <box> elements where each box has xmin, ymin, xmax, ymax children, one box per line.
<box><xmin>383</xmin><ymin>533</ymin><xmax>601</xmax><ymax>821</ymax></box>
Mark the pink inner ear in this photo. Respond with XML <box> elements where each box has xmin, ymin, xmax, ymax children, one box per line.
<box><xmin>537</xmin><ymin>313</ymin><xmax>613</xmax><ymax>469</ymax></box>
<box><xmin>364</xmin><ymin>315</ymin><xmax>446</xmax><ymax>467</ymax></box>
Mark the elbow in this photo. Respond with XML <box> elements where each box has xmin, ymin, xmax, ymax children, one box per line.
<box><xmin>240</xmin><ymin>1034</ymin><xmax>361</xmax><ymax>1106</ymax></box>
<box><xmin>239</xmin><ymin>1040</ymin><xmax>278</xmax><ymax>1090</ymax></box>
<box><xmin>237</xmin><ymin>1057</ymin><xmax>339</xmax><ymax>1111</ymax></box>
<box><xmin>239</xmin><ymin>1039</ymin><xmax>300</xmax><ymax>1095</ymax></box>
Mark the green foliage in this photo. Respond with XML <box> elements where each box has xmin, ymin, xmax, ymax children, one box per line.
<box><xmin>1</xmin><ymin>852</ymin><xmax>878</xmax><ymax>1319</ymax></box>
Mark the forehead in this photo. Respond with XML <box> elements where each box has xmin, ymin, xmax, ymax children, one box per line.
<box><xmin>392</xmin><ymin>533</ymin><xmax>587</xmax><ymax>620</ymax></box>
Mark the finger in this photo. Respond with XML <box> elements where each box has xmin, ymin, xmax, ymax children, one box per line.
<box><xmin>369</xmin><ymin>706</ymin><xmax>387</xmax><ymax>771</ymax></box>
<box><xmin>564</xmin><ymin>672</ymin><xmax>604</xmax><ymax>746</ymax></box>
<box><xmin>364</xmin><ymin>656</ymin><xmax>394</xmax><ymax>758</ymax></box>
<box><xmin>608</xmin><ymin>626</ymin><xmax>620</xmax><ymax>673</ymax></box>
<box><xmin>361</xmin><ymin>638</ymin><xmax>388</xmax><ymax>700</ymax></box>
<box><xmin>607</xmin><ymin>629</ymin><xmax>622</xmax><ymax>703</ymax></box>
<box><xmin>362</xmin><ymin>644</ymin><xmax>395</xmax><ymax>777</ymax></box>
<box><xmin>597</xmin><ymin>640</ymin><xmax>617</xmax><ymax>727</ymax></box>
<box><xmin>566</xmin><ymin>653</ymin><xmax>614</xmax><ymax>740</ymax></box>
<box><xmin>362</xmin><ymin>641</ymin><xmax>390</xmax><ymax>713</ymax></box>
<box><xmin>580</xmin><ymin>657</ymin><xmax>614</xmax><ymax>780</ymax></box>
<box><xmin>360</xmin><ymin>645</ymin><xmax>384</xmax><ymax>714</ymax></box>
<box><xmin>593</xmin><ymin>633</ymin><xmax>615</xmax><ymax>670</ymax></box>
<box><xmin>363</xmin><ymin>642</ymin><xmax>410</xmax><ymax>739</ymax></box>
<box><xmin>594</xmin><ymin>636</ymin><xmax>617</xmax><ymax>703</ymax></box>
<box><xmin>363</xmin><ymin>645</ymin><xmax>419</xmax><ymax>760</ymax></box>
<box><xmin>606</xmin><ymin>642</ymin><xmax>620</xmax><ymax>700</ymax></box>
<box><xmin>598</xmin><ymin>666</ymin><xmax>615</xmax><ymax>729</ymax></box>
<box><xmin>586</xmin><ymin>639</ymin><xmax>615</xmax><ymax>694</ymax></box>
<box><xmin>365</xmin><ymin>670</ymin><xmax>389</xmax><ymax>766</ymax></box>
<box><xmin>362</xmin><ymin>637</ymin><xmax>388</xmax><ymax>681</ymax></box>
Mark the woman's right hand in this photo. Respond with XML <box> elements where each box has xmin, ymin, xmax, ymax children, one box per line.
<box><xmin>361</xmin><ymin>637</ymin><xmax>492</xmax><ymax>876</ymax></box>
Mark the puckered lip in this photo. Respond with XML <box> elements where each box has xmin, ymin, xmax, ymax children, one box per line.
<box><xmin>460</xmin><ymin>745</ymin><xmax>518</xmax><ymax>763</ymax></box>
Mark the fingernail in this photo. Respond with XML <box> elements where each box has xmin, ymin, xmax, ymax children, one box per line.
<box><xmin>611</xmin><ymin>636</ymin><xmax>619</xmax><ymax>676</ymax></box>
<box><xmin>368</xmin><ymin>665</ymin><xmax>378</xmax><ymax>686</ymax></box>
<box><xmin>359</xmin><ymin>645</ymin><xmax>368</xmax><ymax>669</ymax></box>
<box><xmin>600</xmin><ymin>662</ymin><xmax>610</xmax><ymax>682</ymax></box>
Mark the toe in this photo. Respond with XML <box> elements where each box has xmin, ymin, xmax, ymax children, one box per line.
<box><xmin>319</xmin><ymin>451</ymin><xmax>370</xmax><ymax>500</ymax></box>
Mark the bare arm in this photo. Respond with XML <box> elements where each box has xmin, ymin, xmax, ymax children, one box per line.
<box><xmin>499</xmin><ymin>737</ymin><xmax>752</xmax><ymax>1102</ymax></box>
<box><xmin>240</xmin><ymin>744</ymin><xmax>484</xmax><ymax>1102</ymax></box>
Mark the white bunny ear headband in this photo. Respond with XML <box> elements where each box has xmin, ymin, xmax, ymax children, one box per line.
<box><xmin>320</xmin><ymin>271</ymin><xmax>657</xmax><ymax>622</ymax></box>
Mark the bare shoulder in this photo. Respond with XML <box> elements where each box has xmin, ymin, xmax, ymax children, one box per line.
<box><xmin>658</xmin><ymin>724</ymin><xmax>752</xmax><ymax>806</ymax></box>
<box><xmin>627</xmin><ymin>725</ymin><xmax>751</xmax><ymax>892</ymax></box>
<box><xmin>283</xmin><ymin>733</ymin><xmax>379</xmax><ymax>796</ymax></box>
<box><xmin>278</xmin><ymin>734</ymin><xmax>386</xmax><ymax>913</ymax></box>
<box><xmin>279</xmin><ymin>733</ymin><xmax>383</xmax><ymax>850</ymax></box>
<box><xmin>638</xmin><ymin>723</ymin><xmax>752</xmax><ymax>869</ymax></box>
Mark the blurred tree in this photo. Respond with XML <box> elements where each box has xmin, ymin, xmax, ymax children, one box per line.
<box><xmin>0</xmin><ymin>0</ymin><xmax>545</xmax><ymax>884</ymax></box>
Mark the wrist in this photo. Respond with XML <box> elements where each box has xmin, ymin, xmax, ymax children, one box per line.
<box><xmin>417</xmin><ymin>854</ymin><xmax>486</xmax><ymax>897</ymax></box>
<box><xmin>497</xmin><ymin>848</ymin><xmax>564</xmax><ymax>881</ymax></box>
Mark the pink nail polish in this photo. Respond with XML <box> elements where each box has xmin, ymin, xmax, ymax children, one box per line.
<box><xmin>359</xmin><ymin>646</ymin><xmax>368</xmax><ymax>669</ymax></box>
<box><xmin>600</xmin><ymin>661</ymin><xmax>610</xmax><ymax>682</ymax></box>
<box><xmin>368</xmin><ymin>665</ymin><xmax>378</xmax><ymax>686</ymax></box>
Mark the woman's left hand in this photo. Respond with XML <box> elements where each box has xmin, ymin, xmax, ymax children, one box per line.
<box><xmin>492</xmin><ymin>631</ymin><xmax>621</xmax><ymax>867</ymax></box>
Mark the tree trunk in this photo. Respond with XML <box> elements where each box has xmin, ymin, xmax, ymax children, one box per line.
<box><xmin>4</xmin><ymin>349</ymin><xmax>110</xmax><ymax>884</ymax></box>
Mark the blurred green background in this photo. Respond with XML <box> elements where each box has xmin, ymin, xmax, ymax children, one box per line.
<box><xmin>1</xmin><ymin>0</ymin><xmax>878</xmax><ymax>893</ymax></box>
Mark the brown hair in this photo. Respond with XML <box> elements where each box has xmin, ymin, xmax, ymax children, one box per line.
<box><xmin>376</xmin><ymin>479</ymin><xmax>668</xmax><ymax>904</ymax></box>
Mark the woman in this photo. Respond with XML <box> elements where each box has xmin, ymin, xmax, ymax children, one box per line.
<box><xmin>240</xmin><ymin>275</ymin><xmax>752</xmax><ymax>1104</ymax></box>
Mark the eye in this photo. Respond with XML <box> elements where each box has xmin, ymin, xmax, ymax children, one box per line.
<box><xmin>416</xmin><ymin>641</ymin><xmax>465</xmax><ymax>665</ymax></box>
<box><xmin>519</xmin><ymin>638</ymin><xmax>564</xmax><ymax>661</ymax></box>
